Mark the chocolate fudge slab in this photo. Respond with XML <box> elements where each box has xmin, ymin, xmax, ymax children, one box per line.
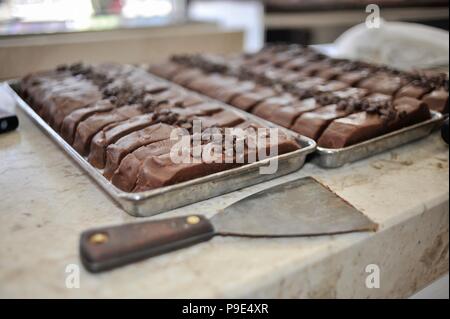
<box><xmin>172</xmin><ymin>102</ymin><xmax>223</xmax><ymax>116</ymax></box>
<box><xmin>246</xmin><ymin>62</ymin><xmax>277</xmax><ymax>78</ymax></box>
<box><xmin>200</xmin><ymin>79</ymin><xmax>245</xmax><ymax>100</ymax></box>
<box><xmin>337</xmin><ymin>69</ymin><xmax>370</xmax><ymax>86</ymax></box>
<box><xmin>253</xmin><ymin>130</ymin><xmax>301</xmax><ymax>160</ymax></box>
<box><xmin>282</xmin><ymin>56</ymin><xmax>313</xmax><ymax>71</ymax></box>
<box><xmin>421</xmin><ymin>89</ymin><xmax>449</xmax><ymax>113</ymax></box>
<box><xmin>252</xmin><ymin>94</ymin><xmax>296</xmax><ymax>118</ymax></box>
<box><xmin>61</xmin><ymin>100</ymin><xmax>114</xmax><ymax>144</ymax></box>
<box><xmin>315</xmin><ymin>80</ymin><xmax>349</xmax><ymax>93</ymax></box>
<box><xmin>256</xmin><ymin>98</ymin><xmax>322</xmax><ymax>128</ymax></box>
<box><xmin>21</xmin><ymin>70</ymin><xmax>61</xmax><ymax>91</ymax></box>
<box><xmin>297</xmin><ymin>60</ymin><xmax>332</xmax><ymax>77</ymax></box>
<box><xmin>277</xmin><ymin>72</ymin><xmax>305</xmax><ymax>84</ymax></box>
<box><xmin>230</xmin><ymin>87</ymin><xmax>276</xmax><ymax>111</ymax></box>
<box><xmin>73</xmin><ymin>105</ymin><xmax>144</xmax><ymax>156</ymax></box>
<box><xmin>194</xmin><ymin>110</ymin><xmax>245</xmax><ymax>129</ymax></box>
<box><xmin>274</xmin><ymin>132</ymin><xmax>301</xmax><ymax>154</ymax></box>
<box><xmin>263</xmin><ymin>68</ymin><xmax>303</xmax><ymax>83</ymax></box>
<box><xmin>208</xmin><ymin>81</ymin><xmax>256</xmax><ymax>103</ymax></box>
<box><xmin>290</xmin><ymin>104</ymin><xmax>351</xmax><ymax>140</ymax></box>
<box><xmin>318</xmin><ymin>97</ymin><xmax>432</xmax><ymax>149</ymax></box>
<box><xmin>88</xmin><ymin>114</ymin><xmax>157</xmax><ymax>168</ymax></box>
<box><xmin>317</xmin><ymin>112</ymin><xmax>387</xmax><ymax>148</ymax></box>
<box><xmin>104</xmin><ymin>66</ymin><xmax>169</xmax><ymax>94</ymax></box>
<box><xmin>357</xmin><ymin>73</ymin><xmax>408</xmax><ymax>95</ymax></box>
<box><xmin>270</xmin><ymin>49</ymin><xmax>303</xmax><ymax>67</ymax></box>
<box><xmin>38</xmin><ymin>78</ymin><xmax>102</xmax><ymax>130</ymax></box>
<box><xmin>49</xmin><ymin>91</ymin><xmax>103</xmax><ymax>132</ymax></box>
<box><xmin>292</xmin><ymin>77</ymin><xmax>326</xmax><ymax>92</ymax></box>
<box><xmin>21</xmin><ymin>70</ymin><xmax>72</xmax><ymax>112</ymax></box>
<box><xmin>142</xmin><ymin>82</ymin><xmax>170</xmax><ymax>95</ymax></box>
<box><xmin>186</xmin><ymin>74</ymin><xmax>238</xmax><ymax>96</ymax></box>
<box><xmin>317</xmin><ymin>66</ymin><xmax>343</xmax><ymax>81</ymax></box>
<box><xmin>133</xmin><ymin>152</ymin><xmax>233</xmax><ymax>192</ymax></box>
<box><xmin>396</xmin><ymin>84</ymin><xmax>432</xmax><ymax>99</ymax></box>
<box><xmin>154</xmin><ymin>102</ymin><xmax>223</xmax><ymax>122</ymax></box>
<box><xmin>111</xmin><ymin>138</ymin><xmax>179</xmax><ymax>192</ymax></box>
<box><xmin>148</xmin><ymin>62</ymin><xmax>185</xmax><ymax>79</ymax></box>
<box><xmin>130</xmin><ymin>135</ymin><xmax>266</xmax><ymax>192</ymax></box>
<box><xmin>104</xmin><ymin>123</ymin><xmax>175</xmax><ymax>179</ymax></box>
<box><xmin>333</xmin><ymin>87</ymin><xmax>370</xmax><ymax>100</ymax></box>
<box><xmin>364</xmin><ymin>93</ymin><xmax>392</xmax><ymax>104</ymax></box>
<box><xmin>389</xmin><ymin>97</ymin><xmax>431</xmax><ymax>131</ymax></box>
<box><xmin>236</xmin><ymin>131</ymin><xmax>300</xmax><ymax>164</ymax></box>
<box><xmin>171</xmin><ymin>69</ymin><xmax>203</xmax><ymax>86</ymax></box>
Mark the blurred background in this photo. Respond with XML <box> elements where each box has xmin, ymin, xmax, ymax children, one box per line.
<box><xmin>0</xmin><ymin>0</ymin><xmax>448</xmax><ymax>79</ymax></box>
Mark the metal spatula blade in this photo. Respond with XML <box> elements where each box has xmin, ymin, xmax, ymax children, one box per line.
<box><xmin>80</xmin><ymin>177</ymin><xmax>377</xmax><ymax>272</ymax></box>
<box><xmin>212</xmin><ymin>177</ymin><xmax>377</xmax><ymax>237</ymax></box>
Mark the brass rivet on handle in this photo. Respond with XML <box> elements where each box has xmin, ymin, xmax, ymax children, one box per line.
<box><xmin>89</xmin><ymin>233</ymin><xmax>109</xmax><ymax>245</ymax></box>
<box><xmin>186</xmin><ymin>215</ymin><xmax>200</xmax><ymax>225</ymax></box>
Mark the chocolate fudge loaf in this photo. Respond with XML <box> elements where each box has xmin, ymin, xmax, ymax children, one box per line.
<box><xmin>21</xmin><ymin>71</ymin><xmax>103</xmax><ymax>131</ymax></box>
<box><xmin>61</xmin><ymin>100</ymin><xmax>115</xmax><ymax>144</ymax></box>
<box><xmin>103</xmin><ymin>122</ymin><xmax>177</xmax><ymax>179</ymax></box>
<box><xmin>317</xmin><ymin>96</ymin><xmax>431</xmax><ymax>148</ymax></box>
<box><xmin>132</xmin><ymin>151</ymin><xmax>230</xmax><ymax>192</ymax></box>
<box><xmin>131</xmin><ymin>127</ymin><xmax>299</xmax><ymax>193</ymax></box>
<box><xmin>111</xmin><ymin>139</ymin><xmax>180</xmax><ymax>192</ymax></box>
<box><xmin>254</xmin><ymin>97</ymin><xmax>322</xmax><ymax>128</ymax></box>
<box><xmin>88</xmin><ymin>102</ymin><xmax>225</xmax><ymax>169</ymax></box>
<box><xmin>422</xmin><ymin>89</ymin><xmax>449</xmax><ymax>113</ymax></box>
<box><xmin>73</xmin><ymin>104</ymin><xmax>145</xmax><ymax>156</ymax></box>
<box><xmin>291</xmin><ymin>104</ymin><xmax>353</xmax><ymax>140</ymax></box>
<box><xmin>148</xmin><ymin>44</ymin><xmax>447</xmax><ymax>148</ymax></box>
<box><xmin>88</xmin><ymin>114</ymin><xmax>158</xmax><ymax>168</ymax></box>
<box><xmin>21</xmin><ymin>62</ymin><xmax>301</xmax><ymax>193</ymax></box>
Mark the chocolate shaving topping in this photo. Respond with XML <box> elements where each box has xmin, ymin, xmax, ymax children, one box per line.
<box><xmin>31</xmin><ymin>79</ymin><xmax>41</xmax><ymax>86</ymax></box>
<box><xmin>171</xmin><ymin>54</ymin><xmax>228</xmax><ymax>74</ymax></box>
<box><xmin>318</xmin><ymin>92</ymin><xmax>341</xmax><ymax>106</ymax></box>
<box><xmin>364</xmin><ymin>99</ymin><xmax>397</xmax><ymax>122</ymax></box>
<box><xmin>408</xmin><ymin>72</ymin><xmax>449</xmax><ymax>91</ymax></box>
<box><xmin>56</xmin><ymin>64</ymin><xmax>68</xmax><ymax>72</ymax></box>
<box><xmin>107</xmin><ymin>96</ymin><xmax>118</xmax><ymax>105</ymax></box>
<box><xmin>151</xmin><ymin>108</ymin><xmax>180</xmax><ymax>125</ymax></box>
<box><xmin>69</xmin><ymin>62</ymin><xmax>92</xmax><ymax>77</ymax></box>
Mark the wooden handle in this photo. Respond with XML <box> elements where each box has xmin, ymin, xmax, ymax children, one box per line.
<box><xmin>80</xmin><ymin>215</ymin><xmax>214</xmax><ymax>273</ymax></box>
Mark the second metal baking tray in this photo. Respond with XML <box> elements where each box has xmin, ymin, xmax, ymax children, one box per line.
<box><xmin>313</xmin><ymin>111</ymin><xmax>444</xmax><ymax>168</ymax></box>
<box><xmin>5</xmin><ymin>81</ymin><xmax>316</xmax><ymax>217</ymax></box>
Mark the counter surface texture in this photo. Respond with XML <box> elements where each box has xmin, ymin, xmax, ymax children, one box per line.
<box><xmin>0</xmin><ymin>87</ymin><xmax>448</xmax><ymax>298</ymax></box>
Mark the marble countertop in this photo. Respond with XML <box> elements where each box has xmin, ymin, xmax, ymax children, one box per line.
<box><xmin>0</xmin><ymin>87</ymin><xmax>448</xmax><ymax>298</ymax></box>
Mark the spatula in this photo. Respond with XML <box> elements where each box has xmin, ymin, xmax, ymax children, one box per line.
<box><xmin>80</xmin><ymin>177</ymin><xmax>377</xmax><ymax>272</ymax></box>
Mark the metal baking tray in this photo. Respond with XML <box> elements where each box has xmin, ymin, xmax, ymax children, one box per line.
<box><xmin>5</xmin><ymin>81</ymin><xmax>316</xmax><ymax>217</ymax></box>
<box><xmin>313</xmin><ymin>111</ymin><xmax>444</xmax><ymax>168</ymax></box>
